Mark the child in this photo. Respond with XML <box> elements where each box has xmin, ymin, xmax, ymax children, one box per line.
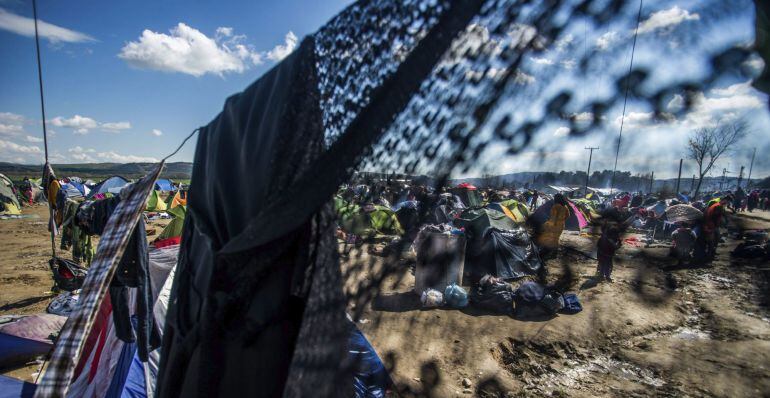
<box><xmin>597</xmin><ymin>225</ymin><xmax>622</xmax><ymax>282</ymax></box>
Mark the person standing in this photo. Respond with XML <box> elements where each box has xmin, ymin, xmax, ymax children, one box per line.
<box><xmin>597</xmin><ymin>225</ymin><xmax>622</xmax><ymax>282</ymax></box>
<box><xmin>536</xmin><ymin>193</ymin><xmax>569</xmax><ymax>258</ymax></box>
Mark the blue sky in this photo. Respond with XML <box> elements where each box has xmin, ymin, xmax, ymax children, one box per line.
<box><xmin>0</xmin><ymin>0</ymin><xmax>351</xmax><ymax>164</ymax></box>
<box><xmin>0</xmin><ymin>0</ymin><xmax>767</xmax><ymax>179</ymax></box>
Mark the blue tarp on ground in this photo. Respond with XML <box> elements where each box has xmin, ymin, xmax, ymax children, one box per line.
<box><xmin>0</xmin><ymin>375</ymin><xmax>36</xmax><ymax>398</ymax></box>
<box><xmin>154</xmin><ymin>179</ymin><xmax>174</xmax><ymax>192</ymax></box>
<box><xmin>120</xmin><ymin>350</ymin><xmax>148</xmax><ymax>398</ymax></box>
<box><xmin>0</xmin><ymin>333</ymin><xmax>51</xmax><ymax>368</ymax></box>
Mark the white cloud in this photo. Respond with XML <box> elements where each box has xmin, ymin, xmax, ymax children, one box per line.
<box><xmin>530</xmin><ymin>56</ymin><xmax>554</xmax><ymax>66</ymax></box>
<box><xmin>0</xmin><ymin>7</ymin><xmax>95</xmax><ymax>43</ymax></box>
<box><xmin>595</xmin><ymin>31</ymin><xmax>618</xmax><ymax>50</ymax></box>
<box><xmin>25</xmin><ymin>135</ymin><xmax>42</xmax><ymax>143</ymax></box>
<box><xmin>68</xmin><ymin>146</ymin><xmax>95</xmax><ymax>161</ymax></box>
<box><xmin>50</xmin><ymin>115</ymin><xmax>131</xmax><ymax>134</ymax></box>
<box><xmin>553</xmin><ymin>126</ymin><xmax>570</xmax><ymax>137</ymax></box>
<box><xmin>101</xmin><ymin>121</ymin><xmax>131</xmax><ymax>132</ymax></box>
<box><xmin>0</xmin><ymin>112</ymin><xmax>24</xmax><ymax>123</ymax></box>
<box><xmin>514</xmin><ymin>70</ymin><xmax>535</xmax><ymax>85</ymax></box>
<box><xmin>96</xmin><ymin>151</ymin><xmax>158</xmax><ymax>163</ymax></box>
<box><xmin>0</xmin><ymin>140</ymin><xmax>42</xmax><ymax>154</ymax></box>
<box><xmin>710</xmin><ymin>81</ymin><xmax>752</xmax><ymax>97</ymax></box>
<box><xmin>667</xmin><ymin>94</ymin><xmax>684</xmax><ymax>112</ymax></box>
<box><xmin>560</xmin><ymin>59</ymin><xmax>576</xmax><ymax>69</ymax></box>
<box><xmin>637</xmin><ymin>6</ymin><xmax>700</xmax><ymax>35</ymax></box>
<box><xmin>50</xmin><ymin>115</ymin><xmax>98</xmax><ymax>130</ymax></box>
<box><xmin>266</xmin><ymin>31</ymin><xmax>298</xmax><ymax>61</ymax></box>
<box><xmin>554</xmin><ymin>34</ymin><xmax>573</xmax><ymax>52</ymax></box>
<box><xmin>150</xmin><ymin>129</ymin><xmax>163</xmax><ymax>136</ymax></box>
<box><xmin>119</xmin><ymin>24</ymin><xmax>296</xmax><ymax>77</ymax></box>
<box><xmin>0</xmin><ymin>122</ymin><xmax>23</xmax><ymax>136</ymax></box>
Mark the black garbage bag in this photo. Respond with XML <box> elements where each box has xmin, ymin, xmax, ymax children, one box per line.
<box><xmin>514</xmin><ymin>281</ymin><xmax>563</xmax><ymax>318</ymax></box>
<box><xmin>469</xmin><ymin>275</ymin><xmax>514</xmax><ymax>314</ymax></box>
<box><xmin>48</xmin><ymin>257</ymin><xmax>87</xmax><ymax>291</ymax></box>
<box><xmin>469</xmin><ymin>228</ymin><xmax>542</xmax><ymax>280</ymax></box>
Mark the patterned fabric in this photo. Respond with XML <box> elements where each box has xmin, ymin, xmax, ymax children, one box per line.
<box><xmin>35</xmin><ymin>162</ymin><xmax>163</xmax><ymax>398</ymax></box>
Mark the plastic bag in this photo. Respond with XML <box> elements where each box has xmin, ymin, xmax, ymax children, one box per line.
<box><xmin>444</xmin><ymin>284</ymin><xmax>468</xmax><ymax>308</ymax></box>
<box><xmin>420</xmin><ymin>289</ymin><xmax>444</xmax><ymax>308</ymax></box>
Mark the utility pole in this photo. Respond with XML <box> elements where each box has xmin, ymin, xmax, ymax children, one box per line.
<box><xmin>690</xmin><ymin>174</ymin><xmax>695</xmax><ymax>192</ymax></box>
<box><xmin>648</xmin><ymin>171</ymin><xmax>654</xmax><ymax>194</ymax></box>
<box><xmin>746</xmin><ymin>147</ymin><xmax>756</xmax><ymax>189</ymax></box>
<box><xmin>720</xmin><ymin>168</ymin><xmax>729</xmax><ymax>191</ymax></box>
<box><xmin>675</xmin><ymin>158</ymin><xmax>683</xmax><ymax>194</ymax></box>
<box><xmin>737</xmin><ymin>166</ymin><xmax>745</xmax><ymax>190</ymax></box>
<box><xmin>584</xmin><ymin>146</ymin><xmax>599</xmax><ymax>196</ymax></box>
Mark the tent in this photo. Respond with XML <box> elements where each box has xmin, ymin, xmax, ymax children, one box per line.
<box><xmin>645</xmin><ymin>201</ymin><xmax>667</xmax><ymax>218</ymax></box>
<box><xmin>157</xmin><ymin>205</ymin><xmax>186</xmax><ymax>242</ymax></box>
<box><xmin>154</xmin><ymin>179</ymin><xmax>174</xmax><ymax>192</ymax></box>
<box><xmin>66</xmin><ymin>245</ymin><xmax>178</xmax><ymax>398</ymax></box>
<box><xmin>468</xmin><ymin>227</ymin><xmax>543</xmax><ymax>280</ymax></box>
<box><xmin>339</xmin><ymin>204</ymin><xmax>403</xmax><ymax>236</ymax></box>
<box><xmin>0</xmin><ymin>174</ymin><xmax>21</xmax><ymax>215</ymax></box>
<box><xmin>167</xmin><ymin>190</ymin><xmax>187</xmax><ymax>209</ymax></box>
<box><xmin>487</xmin><ymin>199</ymin><xmax>529</xmax><ymax>223</ymax></box>
<box><xmin>530</xmin><ymin>200</ymin><xmax>589</xmax><ymax>231</ymax></box>
<box><xmin>146</xmin><ymin>190</ymin><xmax>168</xmax><ymax>212</ymax></box>
<box><xmin>88</xmin><ymin>176</ymin><xmax>130</xmax><ymax>198</ymax></box>
<box><xmin>455</xmin><ymin>208</ymin><xmax>517</xmax><ymax>240</ymax></box>
<box><xmin>59</xmin><ymin>183</ymin><xmax>85</xmax><ymax>200</ymax></box>
<box><xmin>665</xmin><ymin>204</ymin><xmax>703</xmax><ymax>223</ymax></box>
<box><xmin>450</xmin><ymin>183</ymin><xmax>482</xmax><ymax>207</ymax></box>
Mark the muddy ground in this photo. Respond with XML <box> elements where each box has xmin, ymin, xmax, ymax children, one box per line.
<box><xmin>343</xmin><ymin>210</ymin><xmax>770</xmax><ymax>397</ymax></box>
<box><xmin>1</xmin><ymin>205</ymin><xmax>769</xmax><ymax>396</ymax></box>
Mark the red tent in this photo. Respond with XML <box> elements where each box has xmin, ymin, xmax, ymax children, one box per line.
<box><xmin>456</xmin><ymin>182</ymin><xmax>477</xmax><ymax>190</ymax></box>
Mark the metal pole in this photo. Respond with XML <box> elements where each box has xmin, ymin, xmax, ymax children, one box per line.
<box><xmin>675</xmin><ymin>158</ymin><xmax>683</xmax><ymax>194</ymax></box>
<box><xmin>584</xmin><ymin>146</ymin><xmax>598</xmax><ymax>196</ymax></box>
<box><xmin>648</xmin><ymin>171</ymin><xmax>654</xmax><ymax>194</ymax></box>
<box><xmin>746</xmin><ymin>148</ymin><xmax>756</xmax><ymax>189</ymax></box>
<box><xmin>720</xmin><ymin>168</ymin><xmax>727</xmax><ymax>191</ymax></box>
<box><xmin>737</xmin><ymin>166</ymin><xmax>744</xmax><ymax>190</ymax></box>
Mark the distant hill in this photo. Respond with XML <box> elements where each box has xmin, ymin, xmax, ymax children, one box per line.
<box><xmin>0</xmin><ymin>162</ymin><xmax>193</xmax><ymax>180</ymax></box>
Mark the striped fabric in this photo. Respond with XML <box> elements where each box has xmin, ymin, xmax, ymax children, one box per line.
<box><xmin>35</xmin><ymin>162</ymin><xmax>163</xmax><ymax>398</ymax></box>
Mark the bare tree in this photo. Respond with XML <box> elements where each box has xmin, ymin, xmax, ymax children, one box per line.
<box><xmin>687</xmin><ymin>119</ymin><xmax>749</xmax><ymax>199</ymax></box>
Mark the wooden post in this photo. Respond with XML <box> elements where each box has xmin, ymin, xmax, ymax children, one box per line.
<box><xmin>675</xmin><ymin>158</ymin><xmax>683</xmax><ymax>194</ymax></box>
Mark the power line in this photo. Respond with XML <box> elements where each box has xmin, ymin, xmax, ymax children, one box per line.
<box><xmin>610</xmin><ymin>0</ymin><xmax>644</xmax><ymax>194</ymax></box>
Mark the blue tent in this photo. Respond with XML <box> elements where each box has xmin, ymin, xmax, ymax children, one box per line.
<box><xmin>59</xmin><ymin>183</ymin><xmax>85</xmax><ymax>199</ymax></box>
<box><xmin>88</xmin><ymin>176</ymin><xmax>130</xmax><ymax>197</ymax></box>
<box><xmin>67</xmin><ymin>181</ymin><xmax>87</xmax><ymax>196</ymax></box>
<box><xmin>154</xmin><ymin>179</ymin><xmax>174</xmax><ymax>191</ymax></box>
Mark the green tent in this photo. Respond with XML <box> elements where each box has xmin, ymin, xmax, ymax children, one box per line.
<box><xmin>455</xmin><ymin>208</ymin><xmax>517</xmax><ymax>239</ymax></box>
<box><xmin>146</xmin><ymin>190</ymin><xmax>168</xmax><ymax>211</ymax></box>
<box><xmin>338</xmin><ymin>203</ymin><xmax>403</xmax><ymax>236</ymax></box>
<box><xmin>0</xmin><ymin>173</ymin><xmax>21</xmax><ymax>215</ymax></box>
<box><xmin>498</xmin><ymin>199</ymin><xmax>530</xmax><ymax>221</ymax></box>
<box><xmin>158</xmin><ymin>205</ymin><xmax>186</xmax><ymax>240</ymax></box>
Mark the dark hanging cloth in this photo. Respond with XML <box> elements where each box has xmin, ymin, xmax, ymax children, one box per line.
<box><xmin>77</xmin><ymin>195</ymin><xmax>159</xmax><ymax>361</ymax></box>
<box><xmin>156</xmin><ymin>37</ymin><xmax>342</xmax><ymax>398</ymax></box>
<box><xmin>156</xmin><ymin>1</ymin><xmax>483</xmax><ymax>396</ymax></box>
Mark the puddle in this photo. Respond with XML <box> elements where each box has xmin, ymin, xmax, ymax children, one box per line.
<box><xmin>672</xmin><ymin>327</ymin><xmax>710</xmax><ymax>340</ymax></box>
<box><xmin>494</xmin><ymin>339</ymin><xmax>666</xmax><ymax>392</ymax></box>
<box><xmin>543</xmin><ymin>354</ymin><xmax>666</xmax><ymax>389</ymax></box>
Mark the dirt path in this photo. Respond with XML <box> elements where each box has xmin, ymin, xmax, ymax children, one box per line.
<box><xmin>344</xmin><ymin>211</ymin><xmax>770</xmax><ymax>397</ymax></box>
<box><xmin>1</xmin><ymin>206</ymin><xmax>769</xmax><ymax>395</ymax></box>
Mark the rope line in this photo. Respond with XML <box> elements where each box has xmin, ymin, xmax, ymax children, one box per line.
<box><xmin>610</xmin><ymin>0</ymin><xmax>643</xmax><ymax>194</ymax></box>
<box><xmin>32</xmin><ymin>0</ymin><xmax>57</xmax><ymax>259</ymax></box>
